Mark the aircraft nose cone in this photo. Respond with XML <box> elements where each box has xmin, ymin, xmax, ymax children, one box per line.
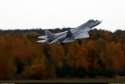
<box><xmin>98</xmin><ymin>20</ymin><xmax>102</xmax><ymax>23</ymax></box>
<box><xmin>96</xmin><ymin>20</ymin><xmax>102</xmax><ymax>25</ymax></box>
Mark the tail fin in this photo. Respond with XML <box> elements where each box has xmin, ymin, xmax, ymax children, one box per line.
<box><xmin>45</xmin><ymin>30</ymin><xmax>55</xmax><ymax>41</ymax></box>
<box><xmin>63</xmin><ymin>29</ymin><xmax>74</xmax><ymax>43</ymax></box>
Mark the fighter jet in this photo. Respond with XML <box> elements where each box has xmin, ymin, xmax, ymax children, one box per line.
<box><xmin>37</xmin><ymin>19</ymin><xmax>102</xmax><ymax>45</ymax></box>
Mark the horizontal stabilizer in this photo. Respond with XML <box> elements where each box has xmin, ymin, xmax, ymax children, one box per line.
<box><xmin>37</xmin><ymin>40</ymin><xmax>46</xmax><ymax>43</ymax></box>
<box><xmin>45</xmin><ymin>30</ymin><xmax>55</xmax><ymax>40</ymax></box>
<box><xmin>38</xmin><ymin>36</ymin><xmax>46</xmax><ymax>39</ymax></box>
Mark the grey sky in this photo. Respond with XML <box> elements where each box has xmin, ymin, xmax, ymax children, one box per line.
<box><xmin>0</xmin><ymin>0</ymin><xmax>125</xmax><ymax>31</ymax></box>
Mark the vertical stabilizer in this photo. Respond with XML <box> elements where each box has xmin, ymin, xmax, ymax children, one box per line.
<box><xmin>45</xmin><ymin>30</ymin><xmax>55</xmax><ymax>41</ymax></box>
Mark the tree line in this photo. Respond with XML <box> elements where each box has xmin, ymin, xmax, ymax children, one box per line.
<box><xmin>0</xmin><ymin>28</ymin><xmax>125</xmax><ymax>79</ymax></box>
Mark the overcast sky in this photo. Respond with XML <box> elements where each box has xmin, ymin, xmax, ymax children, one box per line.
<box><xmin>0</xmin><ymin>0</ymin><xmax>125</xmax><ymax>31</ymax></box>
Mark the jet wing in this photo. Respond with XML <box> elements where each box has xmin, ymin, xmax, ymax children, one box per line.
<box><xmin>62</xmin><ymin>27</ymin><xmax>91</xmax><ymax>43</ymax></box>
<box><xmin>62</xmin><ymin>38</ymin><xmax>74</xmax><ymax>43</ymax></box>
<box><xmin>74</xmin><ymin>27</ymin><xmax>91</xmax><ymax>39</ymax></box>
<box><xmin>49</xmin><ymin>29</ymin><xmax>74</xmax><ymax>44</ymax></box>
<box><xmin>74</xmin><ymin>31</ymin><xmax>90</xmax><ymax>39</ymax></box>
<box><xmin>49</xmin><ymin>35</ymin><xmax>65</xmax><ymax>44</ymax></box>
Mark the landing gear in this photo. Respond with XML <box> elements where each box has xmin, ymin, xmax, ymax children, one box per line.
<box><xmin>77</xmin><ymin>39</ymin><xmax>83</xmax><ymax>45</ymax></box>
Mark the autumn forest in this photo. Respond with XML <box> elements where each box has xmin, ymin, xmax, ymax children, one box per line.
<box><xmin>0</xmin><ymin>28</ymin><xmax>125</xmax><ymax>80</ymax></box>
